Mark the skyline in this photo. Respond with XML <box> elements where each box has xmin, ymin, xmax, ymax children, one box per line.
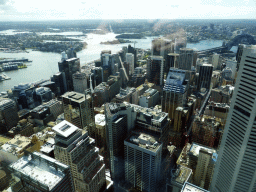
<box><xmin>0</xmin><ymin>0</ymin><xmax>255</xmax><ymax>21</ymax></box>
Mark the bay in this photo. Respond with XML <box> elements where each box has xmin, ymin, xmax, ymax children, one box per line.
<box><xmin>0</xmin><ymin>32</ymin><xmax>224</xmax><ymax>92</ymax></box>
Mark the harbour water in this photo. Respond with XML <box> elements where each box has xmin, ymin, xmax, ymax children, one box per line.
<box><xmin>0</xmin><ymin>32</ymin><xmax>224</xmax><ymax>92</ymax></box>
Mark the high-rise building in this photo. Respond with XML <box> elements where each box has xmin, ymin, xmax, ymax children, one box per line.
<box><xmin>58</xmin><ymin>57</ymin><xmax>80</xmax><ymax>91</ymax></box>
<box><xmin>152</xmin><ymin>38</ymin><xmax>174</xmax><ymax>71</ymax></box>
<box><xmin>53</xmin><ymin>120</ymin><xmax>106</xmax><ymax>192</ymax></box>
<box><xmin>0</xmin><ymin>98</ymin><xmax>19</xmax><ymax>131</ymax></box>
<box><xmin>105</xmin><ymin>103</ymin><xmax>129</xmax><ymax>180</ymax></box>
<box><xmin>126</xmin><ymin>53</ymin><xmax>134</xmax><ymax>75</ymax></box>
<box><xmin>236</xmin><ymin>44</ymin><xmax>246</xmax><ymax>71</ymax></box>
<box><xmin>209</xmin><ymin>53</ymin><xmax>221</xmax><ymax>70</ymax></box>
<box><xmin>61</xmin><ymin>92</ymin><xmax>94</xmax><ymax>130</ymax></box>
<box><xmin>192</xmin><ymin>115</ymin><xmax>222</xmax><ymax>148</ymax></box>
<box><xmin>105</xmin><ymin>102</ymin><xmax>170</xmax><ymax>182</ymax></box>
<box><xmin>167</xmin><ymin>53</ymin><xmax>179</xmax><ymax>69</ymax></box>
<box><xmin>197</xmin><ymin>64</ymin><xmax>213</xmax><ymax>91</ymax></box>
<box><xmin>73</xmin><ymin>72</ymin><xmax>87</xmax><ymax>94</ymax></box>
<box><xmin>146</xmin><ymin>56</ymin><xmax>164</xmax><ymax>86</ymax></box>
<box><xmin>9</xmin><ymin>151</ymin><xmax>74</xmax><ymax>192</ymax></box>
<box><xmin>162</xmin><ymin>68</ymin><xmax>188</xmax><ymax>119</ymax></box>
<box><xmin>194</xmin><ymin>146</ymin><xmax>217</xmax><ymax>190</ymax></box>
<box><xmin>51</xmin><ymin>72</ymin><xmax>67</xmax><ymax>96</ymax></box>
<box><xmin>95</xmin><ymin>114</ymin><xmax>107</xmax><ymax>151</ymax></box>
<box><xmin>210</xmin><ymin>46</ymin><xmax>256</xmax><ymax>192</ymax></box>
<box><xmin>124</xmin><ymin>133</ymin><xmax>162</xmax><ymax>192</ymax></box>
<box><xmin>178</xmin><ymin>48</ymin><xmax>194</xmax><ymax>70</ymax></box>
<box><xmin>128</xmin><ymin>45</ymin><xmax>137</xmax><ymax>68</ymax></box>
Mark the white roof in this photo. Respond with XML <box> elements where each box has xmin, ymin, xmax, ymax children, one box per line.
<box><xmin>52</xmin><ymin>120</ymin><xmax>79</xmax><ymax>138</ymax></box>
<box><xmin>95</xmin><ymin>114</ymin><xmax>106</xmax><ymax>126</ymax></box>
<box><xmin>10</xmin><ymin>153</ymin><xmax>66</xmax><ymax>190</ymax></box>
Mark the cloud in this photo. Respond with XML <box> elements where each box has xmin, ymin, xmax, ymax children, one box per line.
<box><xmin>0</xmin><ymin>0</ymin><xmax>14</xmax><ymax>11</ymax></box>
<box><xmin>0</xmin><ymin>0</ymin><xmax>9</xmax><ymax>5</ymax></box>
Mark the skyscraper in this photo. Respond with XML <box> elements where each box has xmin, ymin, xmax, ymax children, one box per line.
<box><xmin>0</xmin><ymin>98</ymin><xmax>19</xmax><ymax>131</ymax></box>
<box><xmin>162</xmin><ymin>68</ymin><xmax>188</xmax><ymax>119</ymax></box>
<box><xmin>236</xmin><ymin>44</ymin><xmax>246</xmax><ymax>71</ymax></box>
<box><xmin>197</xmin><ymin>64</ymin><xmax>213</xmax><ymax>91</ymax></box>
<box><xmin>124</xmin><ymin>133</ymin><xmax>162</xmax><ymax>192</ymax></box>
<box><xmin>51</xmin><ymin>72</ymin><xmax>67</xmax><ymax>96</ymax></box>
<box><xmin>126</xmin><ymin>53</ymin><xmax>134</xmax><ymax>75</ymax></box>
<box><xmin>61</xmin><ymin>92</ymin><xmax>94</xmax><ymax>130</ymax></box>
<box><xmin>178</xmin><ymin>48</ymin><xmax>194</xmax><ymax>70</ymax></box>
<box><xmin>105</xmin><ymin>103</ymin><xmax>129</xmax><ymax>180</ymax></box>
<box><xmin>58</xmin><ymin>57</ymin><xmax>80</xmax><ymax>91</ymax></box>
<box><xmin>128</xmin><ymin>45</ymin><xmax>137</xmax><ymax>68</ymax></box>
<box><xmin>210</xmin><ymin>46</ymin><xmax>256</xmax><ymax>192</ymax></box>
<box><xmin>151</xmin><ymin>38</ymin><xmax>174</xmax><ymax>71</ymax></box>
<box><xmin>73</xmin><ymin>72</ymin><xmax>87</xmax><ymax>94</ymax></box>
<box><xmin>146</xmin><ymin>56</ymin><xmax>164</xmax><ymax>86</ymax></box>
<box><xmin>194</xmin><ymin>147</ymin><xmax>217</xmax><ymax>190</ymax></box>
<box><xmin>53</xmin><ymin>120</ymin><xmax>106</xmax><ymax>192</ymax></box>
<box><xmin>167</xmin><ymin>53</ymin><xmax>179</xmax><ymax>69</ymax></box>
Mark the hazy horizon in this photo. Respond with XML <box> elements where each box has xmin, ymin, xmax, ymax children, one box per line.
<box><xmin>0</xmin><ymin>0</ymin><xmax>255</xmax><ymax>21</ymax></box>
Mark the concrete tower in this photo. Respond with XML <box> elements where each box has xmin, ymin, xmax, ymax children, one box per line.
<box><xmin>73</xmin><ymin>72</ymin><xmax>87</xmax><ymax>94</ymax></box>
<box><xmin>210</xmin><ymin>46</ymin><xmax>256</xmax><ymax>192</ymax></box>
<box><xmin>53</xmin><ymin>120</ymin><xmax>106</xmax><ymax>192</ymax></box>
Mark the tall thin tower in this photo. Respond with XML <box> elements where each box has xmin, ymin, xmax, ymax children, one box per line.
<box><xmin>210</xmin><ymin>46</ymin><xmax>256</xmax><ymax>192</ymax></box>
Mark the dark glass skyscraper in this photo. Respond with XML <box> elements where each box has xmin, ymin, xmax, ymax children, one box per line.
<box><xmin>58</xmin><ymin>58</ymin><xmax>80</xmax><ymax>91</ymax></box>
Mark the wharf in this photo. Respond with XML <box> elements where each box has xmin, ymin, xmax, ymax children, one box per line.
<box><xmin>0</xmin><ymin>58</ymin><xmax>30</xmax><ymax>64</ymax></box>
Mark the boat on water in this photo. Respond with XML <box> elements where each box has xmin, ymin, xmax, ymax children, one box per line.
<box><xmin>0</xmin><ymin>73</ymin><xmax>11</xmax><ymax>81</ymax></box>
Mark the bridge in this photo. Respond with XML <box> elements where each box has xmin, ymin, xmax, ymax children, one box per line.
<box><xmin>197</xmin><ymin>34</ymin><xmax>256</xmax><ymax>56</ymax></box>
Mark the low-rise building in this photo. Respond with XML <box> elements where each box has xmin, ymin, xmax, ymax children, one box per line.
<box><xmin>139</xmin><ymin>88</ymin><xmax>159</xmax><ymax>108</ymax></box>
<box><xmin>114</xmin><ymin>87</ymin><xmax>138</xmax><ymax>104</ymax></box>
<box><xmin>9</xmin><ymin>151</ymin><xmax>74</xmax><ymax>192</ymax></box>
<box><xmin>0</xmin><ymin>135</ymin><xmax>42</xmax><ymax>164</ymax></box>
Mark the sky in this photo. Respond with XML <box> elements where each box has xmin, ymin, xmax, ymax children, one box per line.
<box><xmin>0</xmin><ymin>0</ymin><xmax>255</xmax><ymax>21</ymax></box>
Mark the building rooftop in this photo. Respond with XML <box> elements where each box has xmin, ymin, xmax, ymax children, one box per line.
<box><xmin>189</xmin><ymin>142</ymin><xmax>217</xmax><ymax>157</ymax></box>
<box><xmin>95</xmin><ymin>114</ymin><xmax>106</xmax><ymax>127</ymax></box>
<box><xmin>164</xmin><ymin>68</ymin><xmax>187</xmax><ymax>94</ymax></box>
<box><xmin>201</xmin><ymin>63</ymin><xmax>213</xmax><ymax>67</ymax></box>
<box><xmin>125</xmin><ymin>133</ymin><xmax>162</xmax><ymax>153</ymax></box>
<box><xmin>9</xmin><ymin>152</ymin><xmax>69</xmax><ymax>191</ymax></box>
<box><xmin>181</xmin><ymin>182</ymin><xmax>209</xmax><ymax>192</ymax></box>
<box><xmin>171</xmin><ymin>165</ymin><xmax>192</xmax><ymax>185</ymax></box>
<box><xmin>106</xmin><ymin>102</ymin><xmax>168</xmax><ymax>129</ymax></box>
<box><xmin>61</xmin><ymin>91</ymin><xmax>87</xmax><ymax>103</ymax></box>
<box><xmin>116</xmin><ymin>87</ymin><xmax>136</xmax><ymax>99</ymax></box>
<box><xmin>65</xmin><ymin>57</ymin><xmax>79</xmax><ymax>62</ymax></box>
<box><xmin>141</xmin><ymin>88</ymin><xmax>158</xmax><ymax>97</ymax></box>
<box><xmin>52</xmin><ymin>120</ymin><xmax>79</xmax><ymax>138</ymax></box>
<box><xmin>150</xmin><ymin>55</ymin><xmax>164</xmax><ymax>60</ymax></box>
<box><xmin>1</xmin><ymin>135</ymin><xmax>31</xmax><ymax>154</ymax></box>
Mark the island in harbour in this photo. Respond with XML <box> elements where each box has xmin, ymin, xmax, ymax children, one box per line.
<box><xmin>100</xmin><ymin>39</ymin><xmax>132</xmax><ymax>45</ymax></box>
